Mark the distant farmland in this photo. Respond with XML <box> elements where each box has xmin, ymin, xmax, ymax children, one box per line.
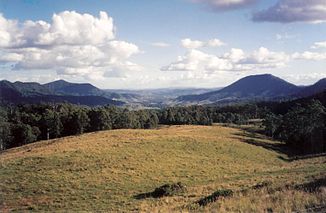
<box><xmin>1</xmin><ymin>125</ymin><xmax>325</xmax><ymax>212</ymax></box>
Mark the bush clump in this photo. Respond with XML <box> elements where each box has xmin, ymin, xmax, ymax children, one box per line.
<box><xmin>134</xmin><ymin>182</ymin><xmax>186</xmax><ymax>199</ymax></box>
<box><xmin>151</xmin><ymin>182</ymin><xmax>186</xmax><ymax>198</ymax></box>
<box><xmin>197</xmin><ymin>189</ymin><xmax>233</xmax><ymax>206</ymax></box>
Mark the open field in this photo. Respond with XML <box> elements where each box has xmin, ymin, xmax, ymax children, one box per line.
<box><xmin>0</xmin><ymin>125</ymin><xmax>325</xmax><ymax>212</ymax></box>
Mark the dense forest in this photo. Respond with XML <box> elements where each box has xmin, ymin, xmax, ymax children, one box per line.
<box><xmin>0</xmin><ymin>96</ymin><xmax>325</xmax><ymax>154</ymax></box>
<box><xmin>263</xmin><ymin>100</ymin><xmax>326</xmax><ymax>154</ymax></box>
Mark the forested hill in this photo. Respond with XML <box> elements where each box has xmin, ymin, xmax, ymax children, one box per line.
<box><xmin>175</xmin><ymin>74</ymin><xmax>326</xmax><ymax>104</ymax></box>
<box><xmin>44</xmin><ymin>80</ymin><xmax>105</xmax><ymax>96</ymax></box>
<box><xmin>0</xmin><ymin>80</ymin><xmax>124</xmax><ymax>107</ymax></box>
<box><xmin>1</xmin><ymin>74</ymin><xmax>325</xmax><ymax>107</ymax></box>
<box><xmin>176</xmin><ymin>74</ymin><xmax>301</xmax><ymax>104</ymax></box>
<box><xmin>296</xmin><ymin>78</ymin><xmax>326</xmax><ymax>98</ymax></box>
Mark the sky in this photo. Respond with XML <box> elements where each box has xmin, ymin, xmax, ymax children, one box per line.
<box><xmin>0</xmin><ymin>0</ymin><xmax>326</xmax><ymax>89</ymax></box>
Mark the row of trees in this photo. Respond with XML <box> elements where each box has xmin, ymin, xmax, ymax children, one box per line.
<box><xmin>0</xmin><ymin>104</ymin><xmax>160</xmax><ymax>150</ymax></box>
<box><xmin>0</xmin><ymin>103</ymin><xmax>260</xmax><ymax>150</ymax></box>
<box><xmin>263</xmin><ymin>100</ymin><xmax>326</xmax><ymax>154</ymax></box>
<box><xmin>2</xmin><ymin>100</ymin><xmax>324</xmax><ymax>154</ymax></box>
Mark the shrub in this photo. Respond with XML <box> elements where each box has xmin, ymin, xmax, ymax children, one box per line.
<box><xmin>197</xmin><ymin>189</ymin><xmax>233</xmax><ymax>206</ymax></box>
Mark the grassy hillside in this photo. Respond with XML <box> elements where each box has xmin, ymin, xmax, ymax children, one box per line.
<box><xmin>0</xmin><ymin>125</ymin><xmax>325</xmax><ymax>212</ymax></box>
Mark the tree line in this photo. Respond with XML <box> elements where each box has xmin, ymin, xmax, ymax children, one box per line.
<box><xmin>263</xmin><ymin>100</ymin><xmax>326</xmax><ymax>154</ymax></box>
<box><xmin>1</xmin><ymin>100</ymin><xmax>325</xmax><ymax>154</ymax></box>
<box><xmin>0</xmin><ymin>103</ymin><xmax>259</xmax><ymax>150</ymax></box>
<box><xmin>0</xmin><ymin>104</ymin><xmax>160</xmax><ymax>150</ymax></box>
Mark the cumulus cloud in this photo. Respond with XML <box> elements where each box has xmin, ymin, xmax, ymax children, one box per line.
<box><xmin>191</xmin><ymin>0</ymin><xmax>257</xmax><ymax>11</ymax></box>
<box><xmin>181</xmin><ymin>38</ymin><xmax>225</xmax><ymax>49</ymax></box>
<box><xmin>291</xmin><ymin>41</ymin><xmax>326</xmax><ymax>61</ymax></box>
<box><xmin>150</xmin><ymin>42</ymin><xmax>170</xmax><ymax>47</ymax></box>
<box><xmin>292</xmin><ymin>51</ymin><xmax>326</xmax><ymax>61</ymax></box>
<box><xmin>311</xmin><ymin>41</ymin><xmax>326</xmax><ymax>49</ymax></box>
<box><xmin>162</xmin><ymin>47</ymin><xmax>289</xmax><ymax>72</ymax></box>
<box><xmin>0</xmin><ymin>11</ymin><xmax>140</xmax><ymax>79</ymax></box>
<box><xmin>253</xmin><ymin>0</ymin><xmax>326</xmax><ymax>23</ymax></box>
<box><xmin>283</xmin><ymin>73</ymin><xmax>326</xmax><ymax>84</ymax></box>
<box><xmin>161</xmin><ymin>49</ymin><xmax>232</xmax><ymax>72</ymax></box>
<box><xmin>240</xmin><ymin>47</ymin><xmax>289</xmax><ymax>67</ymax></box>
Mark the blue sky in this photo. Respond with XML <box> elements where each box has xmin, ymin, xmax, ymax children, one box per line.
<box><xmin>0</xmin><ymin>0</ymin><xmax>325</xmax><ymax>89</ymax></box>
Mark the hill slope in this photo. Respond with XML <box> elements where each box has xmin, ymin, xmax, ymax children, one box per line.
<box><xmin>0</xmin><ymin>80</ymin><xmax>124</xmax><ymax>106</ymax></box>
<box><xmin>45</xmin><ymin>80</ymin><xmax>105</xmax><ymax>96</ymax></box>
<box><xmin>297</xmin><ymin>78</ymin><xmax>326</xmax><ymax>97</ymax></box>
<box><xmin>176</xmin><ymin>74</ymin><xmax>301</xmax><ymax>104</ymax></box>
<box><xmin>1</xmin><ymin>125</ymin><xmax>325</xmax><ymax>212</ymax></box>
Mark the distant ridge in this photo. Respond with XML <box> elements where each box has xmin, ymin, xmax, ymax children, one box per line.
<box><xmin>45</xmin><ymin>80</ymin><xmax>105</xmax><ymax>96</ymax></box>
<box><xmin>1</xmin><ymin>74</ymin><xmax>325</xmax><ymax>107</ymax></box>
<box><xmin>176</xmin><ymin>74</ymin><xmax>301</xmax><ymax>104</ymax></box>
<box><xmin>0</xmin><ymin>80</ymin><xmax>124</xmax><ymax>106</ymax></box>
<box><xmin>296</xmin><ymin>78</ymin><xmax>326</xmax><ymax>98</ymax></box>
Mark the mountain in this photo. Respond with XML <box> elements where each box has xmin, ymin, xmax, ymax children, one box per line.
<box><xmin>1</xmin><ymin>75</ymin><xmax>325</xmax><ymax>107</ymax></box>
<box><xmin>45</xmin><ymin>80</ymin><xmax>105</xmax><ymax>96</ymax></box>
<box><xmin>176</xmin><ymin>74</ymin><xmax>301</xmax><ymax>104</ymax></box>
<box><xmin>0</xmin><ymin>80</ymin><xmax>53</xmax><ymax>96</ymax></box>
<box><xmin>0</xmin><ymin>80</ymin><xmax>124</xmax><ymax>106</ymax></box>
<box><xmin>296</xmin><ymin>78</ymin><xmax>326</xmax><ymax>98</ymax></box>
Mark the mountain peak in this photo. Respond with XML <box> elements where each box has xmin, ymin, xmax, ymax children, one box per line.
<box><xmin>51</xmin><ymin>79</ymin><xmax>69</xmax><ymax>84</ymax></box>
<box><xmin>176</xmin><ymin>74</ymin><xmax>300</xmax><ymax>104</ymax></box>
<box><xmin>241</xmin><ymin>74</ymin><xmax>281</xmax><ymax>81</ymax></box>
<box><xmin>220</xmin><ymin>74</ymin><xmax>298</xmax><ymax>95</ymax></box>
<box><xmin>44</xmin><ymin>80</ymin><xmax>102</xmax><ymax>96</ymax></box>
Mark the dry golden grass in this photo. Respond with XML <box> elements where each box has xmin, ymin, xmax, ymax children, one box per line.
<box><xmin>0</xmin><ymin>125</ymin><xmax>325</xmax><ymax>212</ymax></box>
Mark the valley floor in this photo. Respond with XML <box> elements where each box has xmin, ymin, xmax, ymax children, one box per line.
<box><xmin>0</xmin><ymin>125</ymin><xmax>325</xmax><ymax>212</ymax></box>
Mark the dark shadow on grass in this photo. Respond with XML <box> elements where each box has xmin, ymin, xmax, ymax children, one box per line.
<box><xmin>295</xmin><ymin>177</ymin><xmax>326</xmax><ymax>192</ymax></box>
<box><xmin>231</xmin><ymin>127</ymin><xmax>326</xmax><ymax>161</ymax></box>
<box><xmin>196</xmin><ymin>189</ymin><xmax>233</xmax><ymax>207</ymax></box>
<box><xmin>134</xmin><ymin>182</ymin><xmax>186</xmax><ymax>200</ymax></box>
<box><xmin>232</xmin><ymin>133</ymin><xmax>295</xmax><ymax>158</ymax></box>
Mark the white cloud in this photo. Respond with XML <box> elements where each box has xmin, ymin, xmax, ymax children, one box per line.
<box><xmin>292</xmin><ymin>51</ymin><xmax>326</xmax><ymax>61</ymax></box>
<box><xmin>311</xmin><ymin>41</ymin><xmax>326</xmax><ymax>49</ymax></box>
<box><xmin>191</xmin><ymin>0</ymin><xmax>257</xmax><ymax>11</ymax></box>
<box><xmin>0</xmin><ymin>14</ymin><xmax>23</xmax><ymax>48</ymax></box>
<box><xmin>241</xmin><ymin>47</ymin><xmax>289</xmax><ymax>67</ymax></box>
<box><xmin>0</xmin><ymin>11</ymin><xmax>140</xmax><ymax>79</ymax></box>
<box><xmin>150</xmin><ymin>42</ymin><xmax>170</xmax><ymax>47</ymax></box>
<box><xmin>0</xmin><ymin>52</ymin><xmax>23</xmax><ymax>62</ymax></box>
<box><xmin>283</xmin><ymin>73</ymin><xmax>326</xmax><ymax>85</ymax></box>
<box><xmin>181</xmin><ymin>38</ymin><xmax>205</xmax><ymax>49</ymax></box>
<box><xmin>162</xmin><ymin>47</ymin><xmax>289</xmax><ymax>72</ymax></box>
<box><xmin>161</xmin><ymin>49</ymin><xmax>232</xmax><ymax>72</ymax></box>
<box><xmin>207</xmin><ymin>39</ymin><xmax>225</xmax><ymax>47</ymax></box>
<box><xmin>181</xmin><ymin>38</ymin><xmax>225</xmax><ymax>49</ymax></box>
<box><xmin>223</xmin><ymin>48</ymin><xmax>245</xmax><ymax>63</ymax></box>
<box><xmin>253</xmin><ymin>0</ymin><xmax>326</xmax><ymax>23</ymax></box>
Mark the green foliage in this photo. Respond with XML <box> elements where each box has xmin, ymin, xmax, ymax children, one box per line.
<box><xmin>10</xmin><ymin>123</ymin><xmax>39</xmax><ymax>148</ymax></box>
<box><xmin>263</xmin><ymin>112</ymin><xmax>282</xmax><ymax>137</ymax></box>
<box><xmin>159</xmin><ymin>106</ymin><xmax>213</xmax><ymax>125</ymax></box>
<box><xmin>0</xmin><ymin>121</ymin><xmax>11</xmax><ymax>150</ymax></box>
<box><xmin>263</xmin><ymin>100</ymin><xmax>326</xmax><ymax>154</ymax></box>
<box><xmin>41</xmin><ymin>109</ymin><xmax>62</xmax><ymax>139</ymax></box>
<box><xmin>1</xmin><ymin>103</ymin><xmax>161</xmax><ymax>150</ymax></box>
<box><xmin>88</xmin><ymin>108</ymin><xmax>112</xmax><ymax>131</ymax></box>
